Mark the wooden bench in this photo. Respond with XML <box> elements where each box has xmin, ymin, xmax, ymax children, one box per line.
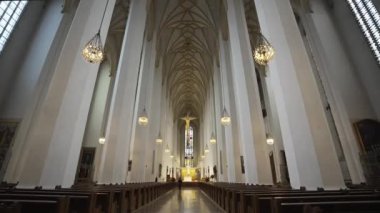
<box><xmin>0</xmin><ymin>182</ymin><xmax>175</xmax><ymax>213</ymax></box>
<box><xmin>200</xmin><ymin>182</ymin><xmax>380</xmax><ymax>213</ymax></box>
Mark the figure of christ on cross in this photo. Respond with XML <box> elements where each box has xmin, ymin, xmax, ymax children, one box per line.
<box><xmin>181</xmin><ymin>113</ymin><xmax>196</xmax><ymax>169</ymax></box>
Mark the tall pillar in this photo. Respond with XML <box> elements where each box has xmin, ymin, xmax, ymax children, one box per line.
<box><xmin>213</xmin><ymin>64</ymin><xmax>228</xmax><ymax>182</ymax></box>
<box><xmin>83</xmin><ymin>62</ymin><xmax>112</xmax><ymax>182</ymax></box>
<box><xmin>145</xmin><ymin>51</ymin><xmax>163</xmax><ymax>182</ymax></box>
<box><xmin>5</xmin><ymin>0</ymin><xmax>116</xmax><ymax>188</ymax></box>
<box><xmin>254</xmin><ymin>0</ymin><xmax>345</xmax><ymax>189</ymax></box>
<box><xmin>260</xmin><ymin>70</ymin><xmax>287</xmax><ymax>183</ymax></box>
<box><xmin>156</xmin><ymin>75</ymin><xmax>167</xmax><ymax>181</ymax></box>
<box><xmin>218</xmin><ymin>34</ymin><xmax>238</xmax><ymax>182</ymax></box>
<box><xmin>129</xmin><ymin>29</ymin><xmax>157</xmax><ymax>182</ymax></box>
<box><xmin>97</xmin><ymin>0</ymin><xmax>148</xmax><ymax>184</ymax></box>
<box><xmin>226</xmin><ymin>0</ymin><xmax>272</xmax><ymax>184</ymax></box>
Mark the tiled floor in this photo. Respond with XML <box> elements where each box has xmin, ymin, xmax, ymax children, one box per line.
<box><xmin>134</xmin><ymin>187</ymin><xmax>225</xmax><ymax>213</ymax></box>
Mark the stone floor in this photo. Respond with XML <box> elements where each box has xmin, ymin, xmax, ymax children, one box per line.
<box><xmin>134</xmin><ymin>187</ymin><xmax>225</xmax><ymax>213</ymax></box>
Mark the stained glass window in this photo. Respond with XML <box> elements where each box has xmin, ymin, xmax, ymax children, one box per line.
<box><xmin>347</xmin><ymin>0</ymin><xmax>380</xmax><ymax>64</ymax></box>
<box><xmin>0</xmin><ymin>1</ymin><xmax>28</xmax><ymax>53</ymax></box>
<box><xmin>184</xmin><ymin>126</ymin><xmax>193</xmax><ymax>167</ymax></box>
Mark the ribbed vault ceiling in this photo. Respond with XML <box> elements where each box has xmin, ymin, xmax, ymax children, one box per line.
<box><xmin>157</xmin><ymin>0</ymin><xmax>220</xmax><ymax>119</ymax></box>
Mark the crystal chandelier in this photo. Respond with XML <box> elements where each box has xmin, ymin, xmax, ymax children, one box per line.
<box><xmin>138</xmin><ymin>107</ymin><xmax>149</xmax><ymax>126</ymax></box>
<box><xmin>210</xmin><ymin>132</ymin><xmax>216</xmax><ymax>144</ymax></box>
<box><xmin>221</xmin><ymin>107</ymin><xmax>231</xmax><ymax>126</ymax></box>
<box><xmin>82</xmin><ymin>0</ymin><xmax>110</xmax><ymax>63</ymax></box>
<box><xmin>82</xmin><ymin>32</ymin><xmax>104</xmax><ymax>63</ymax></box>
<box><xmin>253</xmin><ymin>33</ymin><xmax>275</xmax><ymax>66</ymax></box>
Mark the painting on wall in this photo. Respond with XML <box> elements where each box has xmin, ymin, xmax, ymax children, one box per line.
<box><xmin>128</xmin><ymin>160</ymin><xmax>132</xmax><ymax>171</ymax></box>
<box><xmin>220</xmin><ymin>150</ymin><xmax>223</xmax><ymax>175</ymax></box>
<box><xmin>0</xmin><ymin>120</ymin><xmax>18</xmax><ymax>179</ymax></box>
<box><xmin>75</xmin><ymin>147</ymin><xmax>95</xmax><ymax>183</ymax></box>
<box><xmin>152</xmin><ymin>150</ymin><xmax>155</xmax><ymax>174</ymax></box>
<box><xmin>354</xmin><ymin>119</ymin><xmax>380</xmax><ymax>152</ymax></box>
<box><xmin>158</xmin><ymin>163</ymin><xmax>162</xmax><ymax>178</ymax></box>
<box><xmin>240</xmin><ymin>156</ymin><xmax>245</xmax><ymax>174</ymax></box>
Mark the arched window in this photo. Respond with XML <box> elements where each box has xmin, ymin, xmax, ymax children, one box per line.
<box><xmin>0</xmin><ymin>1</ymin><xmax>28</xmax><ymax>53</ymax></box>
<box><xmin>184</xmin><ymin>126</ymin><xmax>194</xmax><ymax>167</ymax></box>
<box><xmin>347</xmin><ymin>0</ymin><xmax>380</xmax><ymax>64</ymax></box>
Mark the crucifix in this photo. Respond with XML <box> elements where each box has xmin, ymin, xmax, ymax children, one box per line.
<box><xmin>181</xmin><ymin>113</ymin><xmax>196</xmax><ymax>168</ymax></box>
<box><xmin>180</xmin><ymin>112</ymin><xmax>196</xmax><ymax>131</ymax></box>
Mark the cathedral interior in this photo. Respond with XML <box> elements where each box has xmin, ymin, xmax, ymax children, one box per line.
<box><xmin>0</xmin><ymin>0</ymin><xmax>379</xmax><ymax>212</ymax></box>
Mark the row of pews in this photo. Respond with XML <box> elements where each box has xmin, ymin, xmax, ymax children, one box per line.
<box><xmin>0</xmin><ymin>182</ymin><xmax>175</xmax><ymax>213</ymax></box>
<box><xmin>200</xmin><ymin>182</ymin><xmax>380</xmax><ymax>213</ymax></box>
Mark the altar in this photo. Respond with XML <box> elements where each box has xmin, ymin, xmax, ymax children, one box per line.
<box><xmin>181</xmin><ymin>167</ymin><xmax>200</xmax><ymax>182</ymax></box>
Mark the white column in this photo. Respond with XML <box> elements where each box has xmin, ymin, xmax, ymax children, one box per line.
<box><xmin>254</xmin><ymin>0</ymin><xmax>345</xmax><ymax>189</ymax></box>
<box><xmin>218</xmin><ymin>34</ymin><xmax>237</xmax><ymax>182</ymax></box>
<box><xmin>213</xmin><ymin>65</ymin><xmax>227</xmax><ymax>182</ymax></box>
<box><xmin>83</xmin><ymin>62</ymin><xmax>112</xmax><ymax>182</ymax></box>
<box><xmin>226</xmin><ymin>0</ymin><xmax>272</xmax><ymax>184</ymax></box>
<box><xmin>145</xmin><ymin>51</ymin><xmax>162</xmax><ymax>182</ymax></box>
<box><xmin>97</xmin><ymin>0</ymin><xmax>147</xmax><ymax>184</ymax></box>
<box><xmin>130</xmin><ymin>28</ymin><xmax>157</xmax><ymax>182</ymax></box>
<box><xmin>156</xmin><ymin>73</ymin><xmax>167</xmax><ymax>181</ymax></box>
<box><xmin>261</xmin><ymin>71</ymin><xmax>286</xmax><ymax>183</ymax></box>
<box><xmin>5</xmin><ymin>0</ymin><xmax>116</xmax><ymax>188</ymax></box>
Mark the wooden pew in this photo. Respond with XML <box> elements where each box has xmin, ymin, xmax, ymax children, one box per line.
<box><xmin>271</xmin><ymin>194</ymin><xmax>380</xmax><ymax>213</ymax></box>
<box><xmin>0</xmin><ymin>182</ymin><xmax>175</xmax><ymax>213</ymax></box>
<box><xmin>280</xmin><ymin>200</ymin><xmax>380</xmax><ymax>213</ymax></box>
<box><xmin>200</xmin><ymin>182</ymin><xmax>380</xmax><ymax>213</ymax></box>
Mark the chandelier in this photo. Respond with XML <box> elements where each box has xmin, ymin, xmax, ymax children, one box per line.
<box><xmin>221</xmin><ymin>107</ymin><xmax>231</xmax><ymax>126</ymax></box>
<box><xmin>82</xmin><ymin>32</ymin><xmax>104</xmax><ymax>63</ymax></box>
<box><xmin>205</xmin><ymin>144</ymin><xmax>209</xmax><ymax>153</ymax></box>
<box><xmin>266</xmin><ymin>134</ymin><xmax>274</xmax><ymax>145</ymax></box>
<box><xmin>253</xmin><ymin>33</ymin><xmax>275</xmax><ymax>66</ymax></box>
<box><xmin>82</xmin><ymin>0</ymin><xmax>110</xmax><ymax>63</ymax></box>
<box><xmin>165</xmin><ymin>144</ymin><xmax>170</xmax><ymax>153</ymax></box>
<box><xmin>138</xmin><ymin>107</ymin><xmax>149</xmax><ymax>126</ymax></box>
<box><xmin>156</xmin><ymin>132</ymin><xmax>163</xmax><ymax>143</ymax></box>
<box><xmin>98</xmin><ymin>137</ymin><xmax>105</xmax><ymax>145</ymax></box>
<box><xmin>210</xmin><ymin>132</ymin><xmax>216</xmax><ymax>144</ymax></box>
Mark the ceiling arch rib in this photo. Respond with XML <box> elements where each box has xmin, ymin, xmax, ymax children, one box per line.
<box><xmin>157</xmin><ymin>0</ymin><xmax>218</xmax><ymax>119</ymax></box>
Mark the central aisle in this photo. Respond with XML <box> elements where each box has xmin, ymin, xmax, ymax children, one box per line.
<box><xmin>135</xmin><ymin>187</ymin><xmax>224</xmax><ymax>213</ymax></box>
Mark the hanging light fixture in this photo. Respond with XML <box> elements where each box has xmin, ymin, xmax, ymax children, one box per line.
<box><xmin>205</xmin><ymin>144</ymin><xmax>209</xmax><ymax>153</ymax></box>
<box><xmin>82</xmin><ymin>32</ymin><xmax>104</xmax><ymax>63</ymax></box>
<box><xmin>221</xmin><ymin>107</ymin><xmax>231</xmax><ymax>126</ymax></box>
<box><xmin>201</xmin><ymin>155</ymin><xmax>205</xmax><ymax>159</ymax></box>
<box><xmin>99</xmin><ymin>137</ymin><xmax>106</xmax><ymax>145</ymax></box>
<box><xmin>170</xmin><ymin>155</ymin><xmax>174</xmax><ymax>159</ymax></box>
<box><xmin>138</xmin><ymin>107</ymin><xmax>149</xmax><ymax>126</ymax></box>
<box><xmin>253</xmin><ymin>33</ymin><xmax>275</xmax><ymax>66</ymax></box>
<box><xmin>156</xmin><ymin>132</ymin><xmax>163</xmax><ymax>143</ymax></box>
<box><xmin>210</xmin><ymin>132</ymin><xmax>216</xmax><ymax>144</ymax></box>
<box><xmin>82</xmin><ymin>0</ymin><xmax>110</xmax><ymax>63</ymax></box>
<box><xmin>266</xmin><ymin>134</ymin><xmax>274</xmax><ymax>145</ymax></box>
<box><xmin>165</xmin><ymin>144</ymin><xmax>170</xmax><ymax>153</ymax></box>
